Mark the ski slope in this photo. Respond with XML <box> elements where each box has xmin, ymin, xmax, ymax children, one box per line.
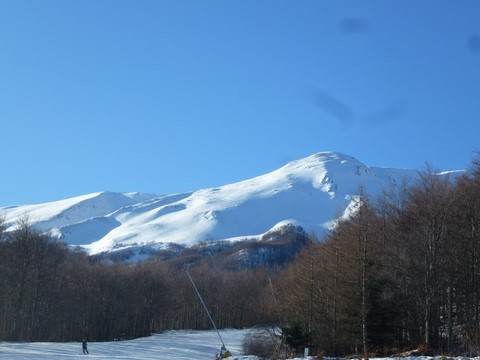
<box><xmin>0</xmin><ymin>329</ymin><xmax>475</xmax><ymax>360</ymax></box>
<box><xmin>0</xmin><ymin>329</ymin><xmax>252</xmax><ymax>360</ymax></box>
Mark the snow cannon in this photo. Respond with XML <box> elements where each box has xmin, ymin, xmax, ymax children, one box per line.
<box><xmin>216</xmin><ymin>345</ymin><xmax>232</xmax><ymax>359</ymax></box>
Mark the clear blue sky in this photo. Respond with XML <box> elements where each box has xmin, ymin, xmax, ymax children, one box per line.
<box><xmin>1</xmin><ymin>0</ymin><xmax>479</xmax><ymax>206</ymax></box>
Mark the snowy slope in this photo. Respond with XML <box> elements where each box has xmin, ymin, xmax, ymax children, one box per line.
<box><xmin>0</xmin><ymin>329</ymin><xmax>471</xmax><ymax>360</ymax></box>
<box><xmin>0</xmin><ymin>329</ymin><xmax>250</xmax><ymax>360</ymax></box>
<box><xmin>1</xmin><ymin>152</ymin><xmax>453</xmax><ymax>255</ymax></box>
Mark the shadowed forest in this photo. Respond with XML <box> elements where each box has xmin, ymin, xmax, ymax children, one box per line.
<box><xmin>1</xmin><ymin>158</ymin><xmax>480</xmax><ymax>357</ymax></box>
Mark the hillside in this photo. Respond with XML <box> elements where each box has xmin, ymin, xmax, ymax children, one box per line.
<box><xmin>1</xmin><ymin>152</ymin><xmax>440</xmax><ymax>256</ymax></box>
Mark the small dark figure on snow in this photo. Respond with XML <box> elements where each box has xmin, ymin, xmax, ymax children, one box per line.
<box><xmin>82</xmin><ymin>339</ymin><xmax>89</xmax><ymax>355</ymax></box>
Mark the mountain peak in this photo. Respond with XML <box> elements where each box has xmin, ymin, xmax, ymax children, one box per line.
<box><xmin>1</xmin><ymin>152</ymin><xmax>423</xmax><ymax>255</ymax></box>
<box><xmin>281</xmin><ymin>151</ymin><xmax>363</xmax><ymax>172</ymax></box>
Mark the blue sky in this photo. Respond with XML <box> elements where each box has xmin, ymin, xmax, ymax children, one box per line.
<box><xmin>1</xmin><ymin>0</ymin><xmax>479</xmax><ymax>206</ymax></box>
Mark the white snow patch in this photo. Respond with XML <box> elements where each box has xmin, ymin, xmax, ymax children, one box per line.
<box><xmin>0</xmin><ymin>329</ymin><xmax>249</xmax><ymax>360</ymax></box>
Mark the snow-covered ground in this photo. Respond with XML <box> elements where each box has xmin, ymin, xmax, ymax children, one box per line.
<box><xmin>1</xmin><ymin>328</ymin><xmax>478</xmax><ymax>360</ymax></box>
<box><xmin>0</xmin><ymin>329</ymin><xmax>255</xmax><ymax>359</ymax></box>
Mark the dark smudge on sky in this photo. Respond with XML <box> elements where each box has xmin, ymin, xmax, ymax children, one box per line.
<box><xmin>339</xmin><ymin>18</ymin><xmax>369</xmax><ymax>35</ymax></box>
<box><xmin>468</xmin><ymin>35</ymin><xmax>480</xmax><ymax>54</ymax></box>
<box><xmin>364</xmin><ymin>102</ymin><xmax>406</xmax><ymax>128</ymax></box>
<box><xmin>312</xmin><ymin>88</ymin><xmax>354</xmax><ymax>124</ymax></box>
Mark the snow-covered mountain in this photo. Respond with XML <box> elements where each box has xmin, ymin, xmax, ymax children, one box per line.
<box><xmin>0</xmin><ymin>152</ymin><xmax>450</xmax><ymax>255</ymax></box>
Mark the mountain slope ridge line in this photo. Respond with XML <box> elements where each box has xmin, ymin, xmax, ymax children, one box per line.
<box><xmin>1</xmin><ymin>151</ymin><xmax>461</xmax><ymax>255</ymax></box>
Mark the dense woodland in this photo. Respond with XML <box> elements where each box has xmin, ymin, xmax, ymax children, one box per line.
<box><xmin>275</xmin><ymin>160</ymin><xmax>480</xmax><ymax>357</ymax></box>
<box><xmin>0</xmin><ymin>219</ymin><xmax>276</xmax><ymax>342</ymax></box>
<box><xmin>1</xmin><ymin>158</ymin><xmax>480</xmax><ymax>357</ymax></box>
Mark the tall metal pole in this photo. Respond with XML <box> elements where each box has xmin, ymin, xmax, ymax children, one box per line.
<box><xmin>186</xmin><ymin>270</ymin><xmax>225</xmax><ymax>348</ymax></box>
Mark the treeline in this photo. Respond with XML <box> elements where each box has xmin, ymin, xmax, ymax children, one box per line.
<box><xmin>0</xmin><ymin>219</ymin><xmax>275</xmax><ymax>342</ymax></box>
<box><xmin>97</xmin><ymin>224</ymin><xmax>310</xmax><ymax>271</ymax></box>
<box><xmin>274</xmin><ymin>161</ymin><xmax>480</xmax><ymax>356</ymax></box>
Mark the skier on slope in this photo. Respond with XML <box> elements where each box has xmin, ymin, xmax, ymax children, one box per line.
<box><xmin>82</xmin><ymin>339</ymin><xmax>89</xmax><ymax>355</ymax></box>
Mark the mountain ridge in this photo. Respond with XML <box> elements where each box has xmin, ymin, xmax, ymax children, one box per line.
<box><xmin>1</xmin><ymin>152</ymin><xmax>457</xmax><ymax>255</ymax></box>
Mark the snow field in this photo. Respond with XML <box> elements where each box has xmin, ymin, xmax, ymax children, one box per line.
<box><xmin>0</xmin><ymin>329</ymin><xmax>253</xmax><ymax>360</ymax></box>
<box><xmin>1</xmin><ymin>152</ymin><xmax>432</xmax><ymax>256</ymax></box>
<box><xmin>1</xmin><ymin>329</ymin><xmax>478</xmax><ymax>360</ymax></box>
